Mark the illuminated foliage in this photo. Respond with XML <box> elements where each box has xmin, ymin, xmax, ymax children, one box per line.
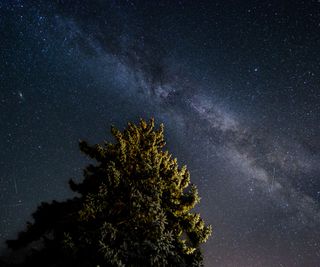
<box><xmin>7</xmin><ymin>119</ymin><xmax>211</xmax><ymax>266</ymax></box>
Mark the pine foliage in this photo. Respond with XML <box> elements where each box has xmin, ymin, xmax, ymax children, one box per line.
<box><xmin>7</xmin><ymin>119</ymin><xmax>211</xmax><ymax>267</ymax></box>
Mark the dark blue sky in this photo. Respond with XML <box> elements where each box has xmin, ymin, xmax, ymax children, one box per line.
<box><xmin>1</xmin><ymin>1</ymin><xmax>320</xmax><ymax>266</ymax></box>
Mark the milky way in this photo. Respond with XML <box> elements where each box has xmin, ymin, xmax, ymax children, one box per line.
<box><xmin>1</xmin><ymin>1</ymin><xmax>320</xmax><ymax>266</ymax></box>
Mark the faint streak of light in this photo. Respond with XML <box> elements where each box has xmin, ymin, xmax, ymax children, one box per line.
<box><xmin>13</xmin><ymin>176</ymin><xmax>18</xmax><ymax>194</ymax></box>
<box><xmin>272</xmin><ymin>167</ymin><xmax>276</xmax><ymax>186</ymax></box>
<box><xmin>270</xmin><ymin>167</ymin><xmax>276</xmax><ymax>191</ymax></box>
<box><xmin>2</xmin><ymin>202</ymin><xmax>23</xmax><ymax>208</ymax></box>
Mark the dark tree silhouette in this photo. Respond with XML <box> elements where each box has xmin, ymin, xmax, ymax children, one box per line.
<box><xmin>6</xmin><ymin>119</ymin><xmax>212</xmax><ymax>267</ymax></box>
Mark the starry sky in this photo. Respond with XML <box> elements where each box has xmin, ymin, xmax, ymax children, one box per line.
<box><xmin>1</xmin><ymin>1</ymin><xmax>320</xmax><ymax>266</ymax></box>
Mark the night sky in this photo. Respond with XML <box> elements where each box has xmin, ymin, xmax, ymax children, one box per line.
<box><xmin>1</xmin><ymin>1</ymin><xmax>320</xmax><ymax>266</ymax></box>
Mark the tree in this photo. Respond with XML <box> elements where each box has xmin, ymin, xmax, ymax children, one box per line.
<box><xmin>6</xmin><ymin>119</ymin><xmax>212</xmax><ymax>266</ymax></box>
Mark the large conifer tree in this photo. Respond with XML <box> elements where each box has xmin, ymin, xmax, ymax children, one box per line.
<box><xmin>7</xmin><ymin>119</ymin><xmax>212</xmax><ymax>266</ymax></box>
